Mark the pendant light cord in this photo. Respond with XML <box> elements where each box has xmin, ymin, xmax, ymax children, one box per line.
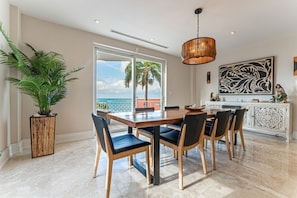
<box><xmin>195</xmin><ymin>8</ymin><xmax>202</xmax><ymax>38</ymax></box>
<box><xmin>197</xmin><ymin>12</ymin><xmax>199</xmax><ymax>38</ymax></box>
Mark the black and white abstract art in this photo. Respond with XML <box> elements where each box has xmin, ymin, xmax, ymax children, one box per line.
<box><xmin>219</xmin><ymin>56</ymin><xmax>274</xmax><ymax>94</ymax></box>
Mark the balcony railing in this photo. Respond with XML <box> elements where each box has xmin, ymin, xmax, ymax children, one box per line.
<box><xmin>97</xmin><ymin>98</ymin><xmax>160</xmax><ymax>113</ymax></box>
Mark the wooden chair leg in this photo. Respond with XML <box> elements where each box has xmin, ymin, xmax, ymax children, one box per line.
<box><xmin>93</xmin><ymin>141</ymin><xmax>101</xmax><ymax>178</ymax></box>
<box><xmin>150</xmin><ymin>137</ymin><xmax>154</xmax><ymax>166</ymax></box>
<box><xmin>201</xmin><ymin>138</ymin><xmax>205</xmax><ymax>149</ymax></box>
<box><xmin>178</xmin><ymin>149</ymin><xmax>184</xmax><ymax>190</ymax></box>
<box><xmin>145</xmin><ymin>149</ymin><xmax>151</xmax><ymax>184</ymax></box>
<box><xmin>239</xmin><ymin>130</ymin><xmax>246</xmax><ymax>151</ymax></box>
<box><xmin>230</xmin><ymin>132</ymin><xmax>235</xmax><ymax>158</ymax></box>
<box><xmin>174</xmin><ymin>150</ymin><xmax>177</xmax><ymax>159</ymax></box>
<box><xmin>211</xmin><ymin>140</ymin><xmax>216</xmax><ymax>170</ymax></box>
<box><xmin>106</xmin><ymin>157</ymin><xmax>113</xmax><ymax>198</ymax></box>
<box><xmin>128</xmin><ymin>155</ymin><xmax>133</xmax><ymax>166</ymax></box>
<box><xmin>135</xmin><ymin>129</ymin><xmax>139</xmax><ymax>138</ymax></box>
<box><xmin>225</xmin><ymin>134</ymin><xmax>232</xmax><ymax>160</ymax></box>
<box><xmin>199</xmin><ymin>146</ymin><xmax>207</xmax><ymax>174</ymax></box>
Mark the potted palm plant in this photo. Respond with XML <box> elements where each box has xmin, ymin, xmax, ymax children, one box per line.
<box><xmin>0</xmin><ymin>24</ymin><xmax>83</xmax><ymax>158</ymax></box>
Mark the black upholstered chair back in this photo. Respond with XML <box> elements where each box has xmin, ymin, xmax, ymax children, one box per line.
<box><xmin>231</xmin><ymin>109</ymin><xmax>245</xmax><ymax>130</ymax></box>
<box><xmin>135</xmin><ymin>107</ymin><xmax>154</xmax><ymax>112</ymax></box>
<box><xmin>92</xmin><ymin>113</ymin><xmax>115</xmax><ymax>154</ymax></box>
<box><xmin>180</xmin><ymin>113</ymin><xmax>207</xmax><ymax>147</ymax></box>
<box><xmin>214</xmin><ymin>110</ymin><xmax>231</xmax><ymax>137</ymax></box>
<box><xmin>222</xmin><ymin>105</ymin><xmax>242</xmax><ymax>109</ymax></box>
<box><xmin>164</xmin><ymin>106</ymin><xmax>180</xmax><ymax>110</ymax></box>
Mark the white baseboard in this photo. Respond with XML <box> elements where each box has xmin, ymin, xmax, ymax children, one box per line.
<box><xmin>7</xmin><ymin>130</ymin><xmax>95</xmax><ymax>159</ymax></box>
<box><xmin>55</xmin><ymin>130</ymin><xmax>95</xmax><ymax>144</ymax></box>
<box><xmin>0</xmin><ymin>148</ymin><xmax>9</xmax><ymax>170</ymax></box>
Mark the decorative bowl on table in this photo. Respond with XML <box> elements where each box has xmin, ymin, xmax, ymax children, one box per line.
<box><xmin>185</xmin><ymin>105</ymin><xmax>205</xmax><ymax>112</ymax></box>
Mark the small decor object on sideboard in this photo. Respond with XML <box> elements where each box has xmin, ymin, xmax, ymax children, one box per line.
<box><xmin>210</xmin><ymin>92</ymin><xmax>215</xmax><ymax>101</ymax></box>
<box><xmin>270</xmin><ymin>96</ymin><xmax>276</xmax><ymax>103</ymax></box>
<box><xmin>251</xmin><ymin>99</ymin><xmax>259</xmax><ymax>103</ymax></box>
<box><xmin>210</xmin><ymin>92</ymin><xmax>220</xmax><ymax>101</ymax></box>
<box><xmin>275</xmin><ymin>84</ymin><xmax>287</xmax><ymax>103</ymax></box>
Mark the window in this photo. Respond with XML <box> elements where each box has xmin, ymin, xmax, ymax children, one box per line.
<box><xmin>94</xmin><ymin>44</ymin><xmax>166</xmax><ymax>115</ymax></box>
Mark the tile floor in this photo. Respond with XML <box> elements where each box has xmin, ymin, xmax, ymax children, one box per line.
<box><xmin>1</xmin><ymin>126</ymin><xmax>297</xmax><ymax>198</ymax></box>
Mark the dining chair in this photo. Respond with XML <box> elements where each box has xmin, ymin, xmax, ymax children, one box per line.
<box><xmin>134</xmin><ymin>107</ymin><xmax>155</xmax><ymax>112</ymax></box>
<box><xmin>204</xmin><ymin>110</ymin><xmax>232</xmax><ymax>170</ymax></box>
<box><xmin>229</xmin><ymin>108</ymin><xmax>246</xmax><ymax>157</ymax></box>
<box><xmin>135</xmin><ymin>107</ymin><xmax>175</xmax><ymax>137</ymax></box>
<box><xmin>165</xmin><ymin>106</ymin><xmax>180</xmax><ymax>110</ymax></box>
<box><xmin>91</xmin><ymin>113</ymin><xmax>151</xmax><ymax>198</ymax></box>
<box><xmin>163</xmin><ymin>106</ymin><xmax>184</xmax><ymax>157</ymax></box>
<box><xmin>159</xmin><ymin>113</ymin><xmax>207</xmax><ymax>189</ymax></box>
<box><xmin>164</xmin><ymin>106</ymin><xmax>182</xmax><ymax>131</ymax></box>
<box><xmin>135</xmin><ymin>107</ymin><xmax>174</xmax><ymax>165</ymax></box>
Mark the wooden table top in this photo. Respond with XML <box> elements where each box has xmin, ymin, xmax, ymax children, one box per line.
<box><xmin>107</xmin><ymin>108</ymin><xmax>216</xmax><ymax>128</ymax></box>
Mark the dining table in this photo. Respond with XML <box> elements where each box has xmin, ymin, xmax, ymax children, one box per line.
<box><xmin>107</xmin><ymin>108</ymin><xmax>216</xmax><ymax>185</ymax></box>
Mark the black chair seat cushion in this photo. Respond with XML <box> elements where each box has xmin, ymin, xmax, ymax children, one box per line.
<box><xmin>160</xmin><ymin>130</ymin><xmax>180</xmax><ymax>146</ymax></box>
<box><xmin>112</xmin><ymin>134</ymin><xmax>151</xmax><ymax>154</ymax></box>
<box><xmin>138</xmin><ymin>126</ymin><xmax>173</xmax><ymax>135</ymax></box>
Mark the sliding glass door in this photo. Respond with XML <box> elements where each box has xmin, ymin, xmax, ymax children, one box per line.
<box><xmin>134</xmin><ymin>57</ymin><xmax>162</xmax><ymax>110</ymax></box>
<box><xmin>94</xmin><ymin>44</ymin><xmax>166</xmax><ymax>115</ymax></box>
<box><xmin>95</xmin><ymin>51</ymin><xmax>133</xmax><ymax>113</ymax></box>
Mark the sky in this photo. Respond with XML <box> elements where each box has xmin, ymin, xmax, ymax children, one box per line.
<box><xmin>96</xmin><ymin>60</ymin><xmax>161</xmax><ymax>99</ymax></box>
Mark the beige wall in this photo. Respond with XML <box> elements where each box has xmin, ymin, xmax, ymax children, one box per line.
<box><xmin>0</xmin><ymin>0</ymin><xmax>9</xmax><ymax>163</ymax></box>
<box><xmin>196</xmin><ymin>33</ymin><xmax>297</xmax><ymax>136</ymax></box>
<box><xmin>17</xmin><ymin>14</ymin><xmax>192</xmax><ymax>139</ymax></box>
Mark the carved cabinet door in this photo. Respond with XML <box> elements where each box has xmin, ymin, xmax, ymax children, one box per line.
<box><xmin>251</xmin><ymin>105</ymin><xmax>287</xmax><ymax>133</ymax></box>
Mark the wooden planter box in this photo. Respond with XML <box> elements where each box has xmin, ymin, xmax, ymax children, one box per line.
<box><xmin>30</xmin><ymin>114</ymin><xmax>56</xmax><ymax>158</ymax></box>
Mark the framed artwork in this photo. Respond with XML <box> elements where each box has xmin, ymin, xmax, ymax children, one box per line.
<box><xmin>294</xmin><ymin>56</ymin><xmax>297</xmax><ymax>76</ymax></box>
<box><xmin>219</xmin><ymin>56</ymin><xmax>274</xmax><ymax>94</ymax></box>
<box><xmin>207</xmin><ymin>71</ymin><xmax>211</xmax><ymax>84</ymax></box>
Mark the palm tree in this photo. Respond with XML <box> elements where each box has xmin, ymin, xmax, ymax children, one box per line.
<box><xmin>124</xmin><ymin>61</ymin><xmax>161</xmax><ymax>107</ymax></box>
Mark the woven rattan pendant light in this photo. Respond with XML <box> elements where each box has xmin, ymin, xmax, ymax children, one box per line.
<box><xmin>181</xmin><ymin>8</ymin><xmax>216</xmax><ymax>65</ymax></box>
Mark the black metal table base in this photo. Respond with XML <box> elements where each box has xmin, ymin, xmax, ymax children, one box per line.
<box><xmin>128</xmin><ymin>126</ymin><xmax>160</xmax><ymax>185</ymax></box>
<box><xmin>132</xmin><ymin>159</ymin><xmax>154</xmax><ymax>184</ymax></box>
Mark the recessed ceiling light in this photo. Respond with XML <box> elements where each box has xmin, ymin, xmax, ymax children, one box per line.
<box><xmin>94</xmin><ymin>19</ymin><xmax>100</xmax><ymax>24</ymax></box>
<box><xmin>230</xmin><ymin>31</ymin><xmax>236</xmax><ymax>35</ymax></box>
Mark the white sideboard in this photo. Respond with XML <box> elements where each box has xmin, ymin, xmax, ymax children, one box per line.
<box><xmin>205</xmin><ymin>101</ymin><xmax>293</xmax><ymax>142</ymax></box>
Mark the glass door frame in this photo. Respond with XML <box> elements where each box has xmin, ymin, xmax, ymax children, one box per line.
<box><xmin>93</xmin><ymin>43</ymin><xmax>167</xmax><ymax>112</ymax></box>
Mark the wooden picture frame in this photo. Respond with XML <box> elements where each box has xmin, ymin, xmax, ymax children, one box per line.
<box><xmin>293</xmin><ymin>56</ymin><xmax>297</xmax><ymax>76</ymax></box>
<box><xmin>219</xmin><ymin>56</ymin><xmax>274</xmax><ymax>94</ymax></box>
<box><xmin>207</xmin><ymin>71</ymin><xmax>211</xmax><ymax>84</ymax></box>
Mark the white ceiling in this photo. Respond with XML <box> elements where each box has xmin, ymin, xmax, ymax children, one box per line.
<box><xmin>8</xmin><ymin>0</ymin><xmax>297</xmax><ymax>57</ymax></box>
